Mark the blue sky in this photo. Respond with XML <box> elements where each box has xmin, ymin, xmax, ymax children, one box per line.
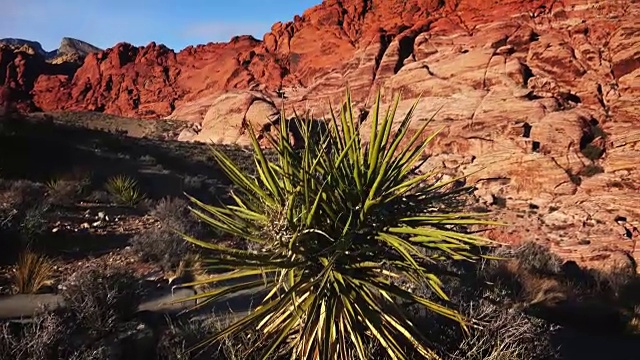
<box><xmin>0</xmin><ymin>0</ymin><xmax>320</xmax><ymax>51</ymax></box>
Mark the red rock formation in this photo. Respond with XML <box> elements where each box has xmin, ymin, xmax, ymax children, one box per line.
<box><xmin>1</xmin><ymin>0</ymin><xmax>638</xmax><ymax>121</ymax></box>
<box><xmin>1</xmin><ymin>45</ymin><xmax>79</xmax><ymax>112</ymax></box>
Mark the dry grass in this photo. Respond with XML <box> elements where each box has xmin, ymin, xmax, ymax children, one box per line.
<box><xmin>13</xmin><ymin>251</ymin><xmax>54</xmax><ymax>294</ymax></box>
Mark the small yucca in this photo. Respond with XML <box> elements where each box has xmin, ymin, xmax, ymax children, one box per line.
<box><xmin>179</xmin><ymin>90</ymin><xmax>499</xmax><ymax>359</ymax></box>
<box><xmin>14</xmin><ymin>251</ymin><xmax>54</xmax><ymax>294</ymax></box>
<box><xmin>45</xmin><ymin>177</ymin><xmax>62</xmax><ymax>192</ymax></box>
<box><xmin>105</xmin><ymin>174</ymin><xmax>145</xmax><ymax>206</ymax></box>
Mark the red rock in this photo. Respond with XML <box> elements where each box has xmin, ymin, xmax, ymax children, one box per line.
<box><xmin>0</xmin><ymin>0</ymin><xmax>636</xmax><ymax>121</ymax></box>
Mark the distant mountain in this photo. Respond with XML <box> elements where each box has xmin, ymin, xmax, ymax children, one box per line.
<box><xmin>57</xmin><ymin>37</ymin><xmax>102</xmax><ymax>57</ymax></box>
<box><xmin>0</xmin><ymin>37</ymin><xmax>101</xmax><ymax>62</ymax></box>
<box><xmin>0</xmin><ymin>38</ymin><xmax>51</xmax><ymax>57</ymax></box>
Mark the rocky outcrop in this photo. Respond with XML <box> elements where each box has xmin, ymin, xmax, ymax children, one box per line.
<box><xmin>0</xmin><ymin>45</ymin><xmax>81</xmax><ymax>111</ymax></box>
<box><xmin>172</xmin><ymin>91</ymin><xmax>279</xmax><ymax>146</ymax></box>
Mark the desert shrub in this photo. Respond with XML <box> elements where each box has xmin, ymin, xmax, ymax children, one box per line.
<box><xmin>44</xmin><ymin>172</ymin><xmax>91</xmax><ymax>206</ymax></box>
<box><xmin>67</xmin><ymin>345</ymin><xmax>112</xmax><ymax>360</ymax></box>
<box><xmin>158</xmin><ymin>316</ymin><xmax>267</xmax><ymax>360</ymax></box>
<box><xmin>447</xmin><ymin>301</ymin><xmax>559</xmax><ymax>360</ymax></box>
<box><xmin>400</xmin><ymin>246</ymin><xmax>559</xmax><ymax>359</ymax></box>
<box><xmin>131</xmin><ymin>227</ymin><xmax>191</xmax><ymax>271</ymax></box>
<box><xmin>579</xmin><ymin>164</ymin><xmax>604</xmax><ymax>177</ymax></box>
<box><xmin>182</xmin><ymin>174</ymin><xmax>207</xmax><ymax>192</ymax></box>
<box><xmin>139</xmin><ymin>154</ymin><xmax>157</xmax><ymax>165</ymax></box>
<box><xmin>157</xmin><ymin>319</ymin><xmax>213</xmax><ymax>360</ymax></box>
<box><xmin>130</xmin><ymin>197</ymin><xmax>200</xmax><ymax>270</ymax></box>
<box><xmin>0</xmin><ymin>311</ymin><xmax>71</xmax><ymax>360</ymax></box>
<box><xmin>0</xmin><ymin>321</ymin><xmax>16</xmax><ymax>359</ymax></box>
<box><xmin>17</xmin><ymin>203</ymin><xmax>50</xmax><ymax>245</ymax></box>
<box><xmin>13</xmin><ymin>251</ymin><xmax>54</xmax><ymax>294</ymax></box>
<box><xmin>61</xmin><ymin>267</ymin><xmax>143</xmax><ymax>337</ymax></box>
<box><xmin>150</xmin><ymin>197</ymin><xmax>199</xmax><ymax>232</ymax></box>
<box><xmin>581</xmin><ymin>144</ymin><xmax>604</xmax><ymax>160</ymax></box>
<box><xmin>181</xmin><ymin>91</ymin><xmax>497</xmax><ymax>359</ymax></box>
<box><xmin>510</xmin><ymin>242</ymin><xmax>563</xmax><ymax>276</ymax></box>
<box><xmin>0</xmin><ymin>179</ymin><xmax>45</xmax><ymax>210</ymax></box>
<box><xmin>86</xmin><ymin>189</ymin><xmax>112</xmax><ymax>203</ymax></box>
<box><xmin>105</xmin><ymin>175</ymin><xmax>145</xmax><ymax>207</ymax></box>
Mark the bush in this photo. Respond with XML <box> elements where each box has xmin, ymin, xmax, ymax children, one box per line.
<box><xmin>67</xmin><ymin>346</ymin><xmax>112</xmax><ymax>360</ymax></box>
<box><xmin>182</xmin><ymin>175</ymin><xmax>206</xmax><ymax>193</ymax></box>
<box><xmin>579</xmin><ymin>164</ymin><xmax>604</xmax><ymax>177</ymax></box>
<box><xmin>581</xmin><ymin>144</ymin><xmax>604</xmax><ymax>160</ymax></box>
<box><xmin>182</xmin><ymin>90</ymin><xmax>497</xmax><ymax>359</ymax></box>
<box><xmin>17</xmin><ymin>203</ymin><xmax>50</xmax><ymax>246</ymax></box>
<box><xmin>131</xmin><ymin>227</ymin><xmax>191</xmax><ymax>271</ymax></box>
<box><xmin>447</xmin><ymin>301</ymin><xmax>559</xmax><ymax>360</ymax></box>
<box><xmin>150</xmin><ymin>197</ymin><xmax>199</xmax><ymax>233</ymax></box>
<box><xmin>0</xmin><ymin>311</ymin><xmax>70</xmax><ymax>360</ymax></box>
<box><xmin>44</xmin><ymin>172</ymin><xmax>91</xmax><ymax>206</ymax></box>
<box><xmin>105</xmin><ymin>175</ymin><xmax>145</xmax><ymax>207</ymax></box>
<box><xmin>401</xmin><ymin>245</ymin><xmax>560</xmax><ymax>359</ymax></box>
<box><xmin>130</xmin><ymin>197</ymin><xmax>201</xmax><ymax>270</ymax></box>
<box><xmin>157</xmin><ymin>316</ymin><xmax>261</xmax><ymax>360</ymax></box>
<box><xmin>510</xmin><ymin>242</ymin><xmax>563</xmax><ymax>276</ymax></box>
<box><xmin>0</xmin><ymin>179</ymin><xmax>45</xmax><ymax>211</ymax></box>
<box><xmin>61</xmin><ymin>267</ymin><xmax>143</xmax><ymax>337</ymax></box>
<box><xmin>13</xmin><ymin>251</ymin><xmax>54</xmax><ymax>294</ymax></box>
<box><xmin>86</xmin><ymin>190</ymin><xmax>112</xmax><ymax>203</ymax></box>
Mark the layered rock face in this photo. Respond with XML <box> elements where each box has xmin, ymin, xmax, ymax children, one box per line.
<box><xmin>1</xmin><ymin>0</ymin><xmax>639</xmax><ymax>266</ymax></box>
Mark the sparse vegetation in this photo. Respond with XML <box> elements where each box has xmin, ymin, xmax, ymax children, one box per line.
<box><xmin>13</xmin><ymin>251</ymin><xmax>54</xmax><ymax>294</ymax></box>
<box><xmin>105</xmin><ymin>174</ymin><xmax>145</xmax><ymax>206</ymax></box>
<box><xmin>61</xmin><ymin>267</ymin><xmax>143</xmax><ymax>336</ymax></box>
<box><xmin>0</xmin><ymin>179</ymin><xmax>45</xmax><ymax>210</ymax></box>
<box><xmin>44</xmin><ymin>171</ymin><xmax>91</xmax><ymax>206</ymax></box>
<box><xmin>0</xmin><ymin>311</ymin><xmax>69</xmax><ymax>360</ymax></box>
<box><xmin>1</xmin><ymin>267</ymin><xmax>144</xmax><ymax>360</ymax></box>
<box><xmin>581</xmin><ymin>144</ymin><xmax>604</xmax><ymax>161</ymax></box>
<box><xmin>157</xmin><ymin>317</ymin><xmax>261</xmax><ymax>360</ymax></box>
<box><xmin>130</xmin><ymin>197</ymin><xmax>202</xmax><ymax>270</ymax></box>
<box><xmin>510</xmin><ymin>242</ymin><xmax>563</xmax><ymax>275</ymax></box>
<box><xmin>579</xmin><ymin>164</ymin><xmax>604</xmax><ymax>177</ymax></box>
<box><xmin>17</xmin><ymin>203</ymin><xmax>50</xmax><ymax>246</ymax></box>
<box><xmin>447</xmin><ymin>302</ymin><xmax>559</xmax><ymax>360</ymax></box>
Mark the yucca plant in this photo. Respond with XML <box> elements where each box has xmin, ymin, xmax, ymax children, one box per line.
<box><xmin>13</xmin><ymin>251</ymin><xmax>54</xmax><ymax>294</ymax></box>
<box><xmin>105</xmin><ymin>174</ymin><xmax>145</xmax><ymax>206</ymax></box>
<box><xmin>45</xmin><ymin>177</ymin><xmax>62</xmax><ymax>192</ymax></box>
<box><xmin>179</xmin><ymin>90</ymin><xmax>499</xmax><ymax>359</ymax></box>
